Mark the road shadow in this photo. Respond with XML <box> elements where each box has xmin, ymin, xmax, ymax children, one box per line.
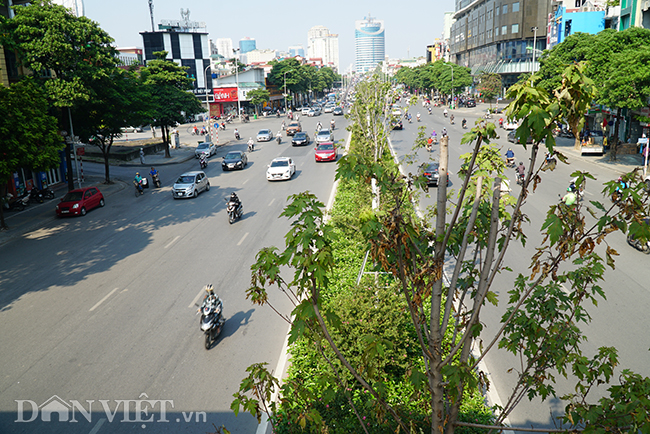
<box><xmin>221</xmin><ymin>309</ymin><xmax>255</xmax><ymax>340</ymax></box>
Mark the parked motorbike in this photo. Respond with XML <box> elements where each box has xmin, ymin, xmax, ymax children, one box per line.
<box><xmin>226</xmin><ymin>198</ymin><xmax>243</xmax><ymax>224</ymax></box>
<box><xmin>199</xmin><ymin>155</ymin><xmax>208</xmax><ymax>169</ymax></box>
<box><xmin>151</xmin><ymin>172</ymin><xmax>161</xmax><ymax>188</ymax></box>
<box><xmin>3</xmin><ymin>193</ymin><xmax>29</xmax><ymax>212</ymax></box>
<box><xmin>197</xmin><ymin>285</ymin><xmax>225</xmax><ymax>350</ymax></box>
<box><xmin>29</xmin><ymin>188</ymin><xmax>44</xmax><ymax>204</ymax></box>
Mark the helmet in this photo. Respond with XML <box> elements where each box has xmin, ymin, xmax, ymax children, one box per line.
<box><xmin>136</xmin><ymin>172</ymin><xmax>140</xmax><ymax>175</ymax></box>
<box><xmin>204</xmin><ymin>284</ymin><xmax>214</xmax><ymax>293</ymax></box>
<box><xmin>567</xmin><ymin>187</ymin><xmax>572</xmax><ymax>192</ymax></box>
<box><xmin>508</xmin><ymin>148</ymin><xmax>512</xmax><ymax>151</ymax></box>
<box><xmin>519</xmin><ymin>162</ymin><xmax>523</xmax><ymax>165</ymax></box>
<box><xmin>618</xmin><ymin>176</ymin><xmax>622</xmax><ymax>182</ymax></box>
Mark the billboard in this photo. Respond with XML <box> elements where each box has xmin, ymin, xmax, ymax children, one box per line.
<box><xmin>213</xmin><ymin>87</ymin><xmax>238</xmax><ymax>102</ymax></box>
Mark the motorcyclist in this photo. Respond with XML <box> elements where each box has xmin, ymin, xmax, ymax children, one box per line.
<box><xmin>407</xmin><ymin>113</ymin><xmax>412</xmax><ymax>123</ymax></box>
<box><xmin>441</xmin><ymin>127</ymin><xmax>448</xmax><ymax>137</ymax></box>
<box><xmin>276</xmin><ymin>131</ymin><xmax>282</xmax><ymax>143</ymax></box>
<box><xmin>506</xmin><ymin>148</ymin><xmax>515</xmax><ymax>165</ymax></box>
<box><xmin>450</xmin><ymin>114</ymin><xmax>455</xmax><ymax>124</ymax></box>
<box><xmin>417</xmin><ymin>112</ymin><xmax>421</xmax><ymax>122</ymax></box>
<box><xmin>562</xmin><ymin>187</ymin><xmax>577</xmax><ymax>206</ymax></box>
<box><xmin>443</xmin><ymin>108</ymin><xmax>448</xmax><ymax>117</ymax></box>
<box><xmin>316</xmin><ymin>121</ymin><xmax>322</xmax><ymax>132</ymax></box>
<box><xmin>330</xmin><ymin>119</ymin><xmax>335</xmax><ymax>129</ymax></box>
<box><xmin>229</xmin><ymin>192</ymin><xmax>241</xmax><ymax>208</ymax></box>
<box><xmin>516</xmin><ymin>162</ymin><xmax>526</xmax><ymax>182</ymax></box>
<box><xmin>200</xmin><ymin>284</ymin><xmax>219</xmax><ymax>311</ymax></box>
<box><xmin>199</xmin><ymin>153</ymin><xmax>207</xmax><ymax>169</ymax></box>
<box><xmin>234</xmin><ymin>128</ymin><xmax>240</xmax><ymax>140</ymax></box>
<box><xmin>281</xmin><ymin>120</ymin><xmax>286</xmax><ymax>130</ymax></box>
<box><xmin>428</xmin><ymin>106</ymin><xmax>432</xmax><ymax>114</ymax></box>
<box><xmin>134</xmin><ymin>172</ymin><xmax>144</xmax><ymax>194</ymax></box>
<box><xmin>462</xmin><ymin>118</ymin><xmax>467</xmax><ymax>128</ymax></box>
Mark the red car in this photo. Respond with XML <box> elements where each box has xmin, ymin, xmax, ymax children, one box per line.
<box><xmin>314</xmin><ymin>142</ymin><xmax>337</xmax><ymax>162</ymax></box>
<box><xmin>55</xmin><ymin>187</ymin><xmax>105</xmax><ymax>217</ymax></box>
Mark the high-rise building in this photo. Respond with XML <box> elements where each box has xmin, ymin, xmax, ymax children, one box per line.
<box><xmin>307</xmin><ymin>26</ymin><xmax>340</xmax><ymax>71</ymax></box>
<box><xmin>215</xmin><ymin>38</ymin><xmax>234</xmax><ymax>59</ymax></box>
<box><xmin>288</xmin><ymin>45</ymin><xmax>305</xmax><ymax>58</ymax></box>
<box><xmin>355</xmin><ymin>15</ymin><xmax>385</xmax><ymax>73</ymax></box>
<box><xmin>52</xmin><ymin>0</ymin><xmax>84</xmax><ymax>16</ymax></box>
<box><xmin>239</xmin><ymin>37</ymin><xmax>256</xmax><ymax>54</ymax></box>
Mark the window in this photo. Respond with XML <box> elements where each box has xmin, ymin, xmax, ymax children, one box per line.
<box><xmin>502</xmin><ymin>25</ymin><xmax>508</xmax><ymax>35</ymax></box>
<box><xmin>495</xmin><ymin>27</ymin><xmax>500</xmax><ymax>36</ymax></box>
<box><xmin>512</xmin><ymin>24</ymin><xmax>519</xmax><ymax>33</ymax></box>
<box><xmin>503</xmin><ymin>4</ymin><xmax>508</xmax><ymax>14</ymax></box>
<box><xmin>512</xmin><ymin>2</ymin><xmax>520</xmax><ymax>12</ymax></box>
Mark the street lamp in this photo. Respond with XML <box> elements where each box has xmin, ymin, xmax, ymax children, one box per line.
<box><xmin>232</xmin><ymin>48</ymin><xmax>241</xmax><ymax>121</ymax></box>
<box><xmin>283</xmin><ymin>69</ymin><xmax>293</xmax><ymax>113</ymax></box>
<box><xmin>204</xmin><ymin>63</ymin><xmax>212</xmax><ymax>140</ymax></box>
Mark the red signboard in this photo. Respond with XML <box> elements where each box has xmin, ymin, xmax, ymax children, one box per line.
<box><xmin>213</xmin><ymin>87</ymin><xmax>238</xmax><ymax>102</ymax></box>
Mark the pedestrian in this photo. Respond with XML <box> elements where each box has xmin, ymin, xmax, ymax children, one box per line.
<box><xmin>151</xmin><ymin>125</ymin><xmax>156</xmax><ymax>138</ymax></box>
<box><xmin>139</xmin><ymin>148</ymin><xmax>145</xmax><ymax>164</ymax></box>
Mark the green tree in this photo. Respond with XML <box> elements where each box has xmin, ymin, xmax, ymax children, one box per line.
<box><xmin>73</xmin><ymin>68</ymin><xmax>152</xmax><ymax>183</ymax></box>
<box><xmin>140</xmin><ymin>51</ymin><xmax>203</xmax><ymax>157</ymax></box>
<box><xmin>247</xmin><ymin>88</ymin><xmax>270</xmax><ymax>115</ymax></box>
<box><xmin>0</xmin><ymin>0</ymin><xmax>118</xmax><ymax>190</ymax></box>
<box><xmin>234</xmin><ymin>67</ymin><xmax>650</xmax><ymax>434</ymax></box>
<box><xmin>477</xmin><ymin>72</ymin><xmax>502</xmax><ymax>107</ymax></box>
<box><xmin>0</xmin><ymin>79</ymin><xmax>63</xmax><ymax>229</ymax></box>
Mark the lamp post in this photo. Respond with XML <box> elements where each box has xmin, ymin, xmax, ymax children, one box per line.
<box><xmin>204</xmin><ymin>64</ymin><xmax>212</xmax><ymax>140</ymax></box>
<box><xmin>283</xmin><ymin>70</ymin><xmax>293</xmax><ymax>113</ymax></box>
<box><xmin>233</xmin><ymin>48</ymin><xmax>241</xmax><ymax>121</ymax></box>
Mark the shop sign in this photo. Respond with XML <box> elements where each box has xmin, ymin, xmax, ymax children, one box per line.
<box><xmin>213</xmin><ymin>87</ymin><xmax>238</xmax><ymax>102</ymax></box>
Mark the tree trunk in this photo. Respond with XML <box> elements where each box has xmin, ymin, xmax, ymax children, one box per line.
<box><xmin>431</xmin><ymin>135</ymin><xmax>449</xmax><ymax>434</ymax></box>
<box><xmin>610</xmin><ymin>108</ymin><xmax>622</xmax><ymax>162</ymax></box>
<box><xmin>104</xmin><ymin>138</ymin><xmax>113</xmax><ymax>184</ymax></box>
<box><xmin>163</xmin><ymin>126</ymin><xmax>171</xmax><ymax>158</ymax></box>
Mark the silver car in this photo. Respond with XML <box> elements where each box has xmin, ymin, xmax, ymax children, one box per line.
<box><xmin>256</xmin><ymin>129</ymin><xmax>273</xmax><ymax>142</ymax></box>
<box><xmin>195</xmin><ymin>142</ymin><xmax>216</xmax><ymax>158</ymax></box>
<box><xmin>172</xmin><ymin>171</ymin><xmax>210</xmax><ymax>199</ymax></box>
<box><xmin>315</xmin><ymin>129</ymin><xmax>334</xmax><ymax>144</ymax></box>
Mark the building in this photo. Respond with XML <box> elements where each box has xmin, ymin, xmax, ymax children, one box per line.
<box><xmin>239</xmin><ymin>37</ymin><xmax>256</xmax><ymax>54</ymax></box>
<box><xmin>355</xmin><ymin>15</ymin><xmax>385</xmax><ymax>73</ymax></box>
<box><xmin>449</xmin><ymin>0</ymin><xmax>553</xmax><ymax>88</ymax></box>
<box><xmin>140</xmin><ymin>17</ymin><xmax>211</xmax><ymax>100</ymax></box>
<box><xmin>215</xmin><ymin>38</ymin><xmax>234</xmax><ymax>59</ymax></box>
<box><xmin>243</xmin><ymin>49</ymin><xmax>277</xmax><ymax>65</ymax></box>
<box><xmin>307</xmin><ymin>26</ymin><xmax>340</xmax><ymax>71</ymax></box>
<box><xmin>288</xmin><ymin>45</ymin><xmax>305</xmax><ymax>58</ymax></box>
<box><xmin>51</xmin><ymin>0</ymin><xmax>83</xmax><ymax>16</ymax></box>
<box><xmin>547</xmin><ymin>1</ymin><xmax>606</xmax><ymax>49</ymax></box>
<box><xmin>619</xmin><ymin>0</ymin><xmax>650</xmax><ymax>29</ymax></box>
<box><xmin>116</xmin><ymin>47</ymin><xmax>144</xmax><ymax>68</ymax></box>
<box><xmin>212</xmin><ymin>67</ymin><xmax>268</xmax><ymax>117</ymax></box>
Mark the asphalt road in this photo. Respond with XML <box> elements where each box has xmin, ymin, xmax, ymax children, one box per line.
<box><xmin>0</xmin><ymin>113</ymin><xmax>346</xmax><ymax>433</ymax></box>
<box><xmin>389</xmin><ymin>100</ymin><xmax>650</xmax><ymax>428</ymax></box>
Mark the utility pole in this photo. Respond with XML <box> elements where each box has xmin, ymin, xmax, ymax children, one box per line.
<box><xmin>149</xmin><ymin>0</ymin><xmax>155</xmax><ymax>32</ymax></box>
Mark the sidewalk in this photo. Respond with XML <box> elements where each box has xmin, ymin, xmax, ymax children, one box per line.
<box><xmin>553</xmin><ymin>137</ymin><xmax>646</xmax><ymax>175</ymax></box>
<box><xmin>0</xmin><ymin>176</ymin><xmax>127</xmax><ymax>247</ymax></box>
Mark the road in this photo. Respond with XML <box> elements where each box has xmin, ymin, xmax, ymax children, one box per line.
<box><xmin>389</xmin><ymin>100</ymin><xmax>650</xmax><ymax>428</ymax></box>
<box><xmin>0</xmin><ymin>113</ymin><xmax>347</xmax><ymax>433</ymax></box>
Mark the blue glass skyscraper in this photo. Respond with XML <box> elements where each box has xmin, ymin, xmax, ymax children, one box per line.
<box><xmin>239</xmin><ymin>37</ymin><xmax>256</xmax><ymax>54</ymax></box>
<box><xmin>355</xmin><ymin>15</ymin><xmax>385</xmax><ymax>73</ymax></box>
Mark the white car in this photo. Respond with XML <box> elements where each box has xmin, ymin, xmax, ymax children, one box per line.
<box><xmin>172</xmin><ymin>171</ymin><xmax>210</xmax><ymax>199</ymax></box>
<box><xmin>315</xmin><ymin>129</ymin><xmax>334</xmax><ymax>144</ymax></box>
<box><xmin>195</xmin><ymin>142</ymin><xmax>216</xmax><ymax>158</ymax></box>
<box><xmin>502</xmin><ymin>120</ymin><xmax>519</xmax><ymax>130</ymax></box>
<box><xmin>266</xmin><ymin>157</ymin><xmax>296</xmax><ymax>181</ymax></box>
<box><xmin>301</xmin><ymin>107</ymin><xmax>311</xmax><ymax>115</ymax></box>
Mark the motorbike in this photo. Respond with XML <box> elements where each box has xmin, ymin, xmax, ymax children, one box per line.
<box><xmin>29</xmin><ymin>188</ymin><xmax>44</xmax><ymax>204</ymax></box>
<box><xmin>276</xmin><ymin>135</ymin><xmax>282</xmax><ymax>144</ymax></box>
<box><xmin>450</xmin><ymin>117</ymin><xmax>455</xmax><ymax>125</ymax></box>
<box><xmin>247</xmin><ymin>141</ymin><xmax>255</xmax><ymax>152</ymax></box>
<box><xmin>226</xmin><ymin>198</ymin><xmax>243</xmax><ymax>224</ymax></box>
<box><xmin>3</xmin><ymin>193</ymin><xmax>29</xmax><ymax>211</ymax></box>
<box><xmin>134</xmin><ymin>180</ymin><xmax>144</xmax><ymax>196</ymax></box>
<box><xmin>516</xmin><ymin>171</ymin><xmax>525</xmax><ymax>186</ymax></box>
<box><xmin>443</xmin><ymin>111</ymin><xmax>448</xmax><ymax>118</ymax></box>
<box><xmin>568</xmin><ymin>179</ymin><xmax>584</xmax><ymax>201</ymax></box>
<box><xmin>197</xmin><ymin>287</ymin><xmax>225</xmax><ymax>350</ymax></box>
<box><xmin>506</xmin><ymin>158</ymin><xmax>516</xmax><ymax>168</ymax></box>
<box><xmin>417</xmin><ymin>115</ymin><xmax>421</xmax><ymax>122</ymax></box>
<box><xmin>627</xmin><ymin>218</ymin><xmax>650</xmax><ymax>253</ymax></box>
<box><xmin>330</xmin><ymin>121</ymin><xmax>335</xmax><ymax>130</ymax></box>
<box><xmin>199</xmin><ymin>155</ymin><xmax>208</xmax><ymax>169</ymax></box>
<box><xmin>462</xmin><ymin>121</ymin><xmax>467</xmax><ymax>129</ymax></box>
<box><xmin>234</xmin><ymin>131</ymin><xmax>241</xmax><ymax>140</ymax></box>
<box><xmin>151</xmin><ymin>172</ymin><xmax>161</xmax><ymax>188</ymax></box>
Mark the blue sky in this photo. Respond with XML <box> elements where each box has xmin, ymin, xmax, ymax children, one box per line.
<box><xmin>85</xmin><ymin>0</ymin><xmax>456</xmax><ymax>71</ymax></box>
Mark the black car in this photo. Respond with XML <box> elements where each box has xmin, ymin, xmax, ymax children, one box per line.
<box><xmin>419</xmin><ymin>162</ymin><xmax>441</xmax><ymax>186</ymax></box>
<box><xmin>507</xmin><ymin>130</ymin><xmax>533</xmax><ymax>144</ymax></box>
<box><xmin>466</xmin><ymin>99</ymin><xmax>476</xmax><ymax>108</ymax></box>
<box><xmin>332</xmin><ymin>107</ymin><xmax>343</xmax><ymax>116</ymax></box>
<box><xmin>291</xmin><ymin>132</ymin><xmax>310</xmax><ymax>146</ymax></box>
<box><xmin>392</xmin><ymin>120</ymin><xmax>403</xmax><ymax>130</ymax></box>
<box><xmin>221</xmin><ymin>151</ymin><xmax>248</xmax><ymax>171</ymax></box>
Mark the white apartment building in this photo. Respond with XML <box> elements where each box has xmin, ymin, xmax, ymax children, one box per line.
<box><xmin>243</xmin><ymin>48</ymin><xmax>277</xmax><ymax>64</ymax></box>
<box><xmin>215</xmin><ymin>38</ymin><xmax>234</xmax><ymax>59</ymax></box>
<box><xmin>307</xmin><ymin>25</ymin><xmax>339</xmax><ymax>71</ymax></box>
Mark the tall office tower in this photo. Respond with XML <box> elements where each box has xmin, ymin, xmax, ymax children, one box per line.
<box><xmin>239</xmin><ymin>37</ymin><xmax>256</xmax><ymax>54</ymax></box>
<box><xmin>355</xmin><ymin>15</ymin><xmax>385</xmax><ymax>73</ymax></box>
<box><xmin>307</xmin><ymin>25</ymin><xmax>340</xmax><ymax>71</ymax></box>
<box><xmin>288</xmin><ymin>45</ymin><xmax>305</xmax><ymax>58</ymax></box>
<box><xmin>215</xmin><ymin>38</ymin><xmax>234</xmax><ymax>59</ymax></box>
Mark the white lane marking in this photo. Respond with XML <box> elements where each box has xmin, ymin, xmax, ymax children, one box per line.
<box><xmin>89</xmin><ymin>288</ymin><xmax>118</xmax><ymax>312</ymax></box>
<box><xmin>189</xmin><ymin>288</ymin><xmax>205</xmax><ymax>308</ymax></box>
<box><xmin>268</xmin><ymin>198</ymin><xmax>275</xmax><ymax>207</ymax></box>
<box><xmin>88</xmin><ymin>417</ymin><xmax>106</xmax><ymax>434</ymax></box>
<box><xmin>164</xmin><ymin>235</ymin><xmax>180</xmax><ymax>249</ymax></box>
<box><xmin>237</xmin><ymin>232</ymin><xmax>249</xmax><ymax>246</ymax></box>
<box><xmin>243</xmin><ymin>178</ymin><xmax>249</xmax><ymax>185</ymax></box>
